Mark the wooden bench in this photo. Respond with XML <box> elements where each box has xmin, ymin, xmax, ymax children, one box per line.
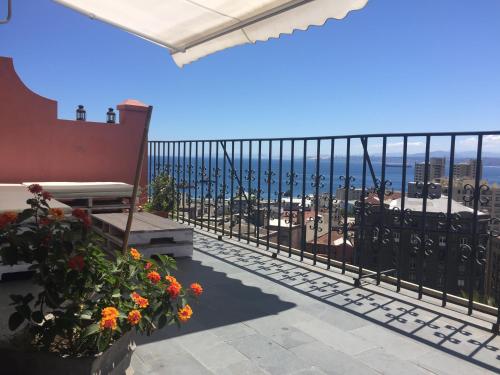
<box><xmin>91</xmin><ymin>212</ymin><xmax>193</xmax><ymax>258</ymax></box>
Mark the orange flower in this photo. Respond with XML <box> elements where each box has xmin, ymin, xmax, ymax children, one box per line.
<box><xmin>190</xmin><ymin>283</ymin><xmax>203</xmax><ymax>297</ymax></box>
<box><xmin>178</xmin><ymin>304</ymin><xmax>193</xmax><ymax>322</ymax></box>
<box><xmin>131</xmin><ymin>292</ymin><xmax>149</xmax><ymax>308</ymax></box>
<box><xmin>127</xmin><ymin>310</ymin><xmax>142</xmax><ymax>326</ymax></box>
<box><xmin>130</xmin><ymin>248</ymin><xmax>141</xmax><ymax>260</ymax></box>
<box><xmin>49</xmin><ymin>208</ymin><xmax>65</xmax><ymax>220</ymax></box>
<box><xmin>147</xmin><ymin>271</ymin><xmax>161</xmax><ymax>284</ymax></box>
<box><xmin>0</xmin><ymin>211</ymin><xmax>17</xmax><ymax>229</ymax></box>
<box><xmin>165</xmin><ymin>275</ymin><xmax>178</xmax><ymax>284</ymax></box>
<box><xmin>167</xmin><ymin>282</ymin><xmax>181</xmax><ymax>299</ymax></box>
<box><xmin>100</xmin><ymin>307</ymin><xmax>119</xmax><ymax>330</ymax></box>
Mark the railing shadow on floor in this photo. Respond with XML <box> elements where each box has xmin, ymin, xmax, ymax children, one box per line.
<box><xmin>192</xmin><ymin>232</ymin><xmax>500</xmax><ymax>373</ymax></box>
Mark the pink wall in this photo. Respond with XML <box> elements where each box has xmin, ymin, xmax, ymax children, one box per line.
<box><xmin>0</xmin><ymin>57</ymin><xmax>149</xmax><ymax>189</ymax></box>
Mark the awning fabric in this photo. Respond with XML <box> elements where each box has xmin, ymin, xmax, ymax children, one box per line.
<box><xmin>54</xmin><ymin>0</ymin><xmax>368</xmax><ymax>67</ymax></box>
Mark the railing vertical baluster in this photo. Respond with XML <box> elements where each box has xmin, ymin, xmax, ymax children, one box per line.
<box><xmin>342</xmin><ymin>138</ymin><xmax>351</xmax><ymax>274</ymax></box>
<box><xmin>230</xmin><ymin>141</ymin><xmax>235</xmax><ymax>239</ymax></box>
<box><xmin>289</xmin><ymin>140</ymin><xmax>295</xmax><ymax>257</ymax></box>
<box><xmin>167</xmin><ymin>141</ymin><xmax>170</xmax><ymax>179</ymax></box>
<box><xmin>357</xmin><ymin>137</ymin><xmax>368</xmax><ymax>279</ymax></box>
<box><xmin>200</xmin><ymin>142</ymin><xmax>205</xmax><ymax>230</ymax></box>
<box><xmin>215</xmin><ymin>142</ymin><xmax>219</xmax><ymax>234</ymax></box>
<box><xmin>376</xmin><ymin>137</ymin><xmax>387</xmax><ymax>285</ymax></box>
<box><xmin>442</xmin><ymin>135</ymin><xmax>455</xmax><ymax>305</ymax></box>
<box><xmin>208</xmin><ymin>141</ymin><xmax>212</xmax><ymax>232</ymax></box>
<box><xmin>277</xmin><ymin>140</ymin><xmax>283</xmax><ymax>253</ymax></box>
<box><xmin>239</xmin><ymin>141</ymin><xmax>243</xmax><ymax>241</ymax></box>
<box><xmin>182</xmin><ymin>142</ymin><xmax>186</xmax><ymax>223</ymax></box>
<box><xmin>257</xmin><ymin>140</ymin><xmax>262</xmax><ymax>246</ymax></box>
<box><xmin>301</xmin><ymin>140</ymin><xmax>307</xmax><ymax>261</ymax></box>
<box><xmin>171</xmin><ymin>142</ymin><xmax>176</xmax><ymax>220</ymax></box>
<box><xmin>418</xmin><ymin>135</ymin><xmax>431</xmax><ymax>299</ymax></box>
<box><xmin>155</xmin><ymin>141</ymin><xmax>160</xmax><ymax>179</ymax></box>
<box><xmin>162</xmin><ymin>142</ymin><xmax>166</xmax><ymax>173</ymax></box>
<box><xmin>396</xmin><ymin>136</ymin><xmax>408</xmax><ymax>292</ymax></box>
<box><xmin>222</xmin><ymin>141</ymin><xmax>226</xmax><ymax>236</ymax></box>
<box><xmin>148</xmin><ymin>141</ymin><xmax>152</xmax><ymax>198</ymax></box>
<box><xmin>176</xmin><ymin>141</ymin><xmax>181</xmax><ymax>221</ymax></box>
<box><xmin>247</xmin><ymin>141</ymin><xmax>252</xmax><ymax>243</ymax></box>
<box><xmin>327</xmin><ymin>139</ymin><xmax>335</xmax><ymax>268</ymax></box>
<box><xmin>312</xmin><ymin>139</ymin><xmax>321</xmax><ymax>265</ymax></box>
<box><xmin>267</xmin><ymin>141</ymin><xmax>273</xmax><ymax>250</ymax></box>
<box><xmin>468</xmin><ymin>135</ymin><xmax>483</xmax><ymax>314</ymax></box>
<box><xmin>194</xmin><ymin>142</ymin><xmax>198</xmax><ymax>228</ymax></box>
<box><xmin>188</xmin><ymin>142</ymin><xmax>192</xmax><ymax>225</ymax></box>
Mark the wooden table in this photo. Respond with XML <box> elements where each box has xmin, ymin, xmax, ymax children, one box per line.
<box><xmin>91</xmin><ymin>212</ymin><xmax>193</xmax><ymax>258</ymax></box>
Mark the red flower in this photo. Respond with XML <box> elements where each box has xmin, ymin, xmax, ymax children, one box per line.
<box><xmin>68</xmin><ymin>255</ymin><xmax>85</xmax><ymax>272</ymax></box>
<box><xmin>145</xmin><ymin>262</ymin><xmax>154</xmax><ymax>270</ymax></box>
<box><xmin>72</xmin><ymin>208</ymin><xmax>91</xmax><ymax>228</ymax></box>
<box><xmin>0</xmin><ymin>211</ymin><xmax>17</xmax><ymax>229</ymax></box>
<box><xmin>28</xmin><ymin>184</ymin><xmax>43</xmax><ymax>194</ymax></box>
<box><xmin>190</xmin><ymin>283</ymin><xmax>203</xmax><ymax>297</ymax></box>
<box><xmin>72</xmin><ymin>208</ymin><xmax>86</xmax><ymax>219</ymax></box>
<box><xmin>147</xmin><ymin>271</ymin><xmax>161</xmax><ymax>284</ymax></box>
<box><xmin>42</xmin><ymin>191</ymin><xmax>52</xmax><ymax>201</ymax></box>
<box><xmin>39</xmin><ymin>217</ymin><xmax>52</xmax><ymax>226</ymax></box>
<box><xmin>167</xmin><ymin>282</ymin><xmax>181</xmax><ymax>299</ymax></box>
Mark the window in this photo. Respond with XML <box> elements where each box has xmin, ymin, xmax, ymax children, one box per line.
<box><xmin>409</xmin><ymin>272</ymin><xmax>416</xmax><ymax>282</ymax></box>
<box><xmin>439</xmin><ymin>236</ymin><xmax>446</xmax><ymax>247</ymax></box>
<box><xmin>457</xmin><ymin>279</ymin><xmax>465</xmax><ymax>287</ymax></box>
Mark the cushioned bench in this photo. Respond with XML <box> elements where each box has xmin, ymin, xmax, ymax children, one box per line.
<box><xmin>0</xmin><ymin>184</ymin><xmax>72</xmax><ymax>214</ymax></box>
<box><xmin>21</xmin><ymin>182</ymin><xmax>135</xmax><ymax>213</ymax></box>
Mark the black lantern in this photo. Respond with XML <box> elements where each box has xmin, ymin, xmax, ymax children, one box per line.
<box><xmin>106</xmin><ymin>107</ymin><xmax>116</xmax><ymax>124</ymax></box>
<box><xmin>76</xmin><ymin>105</ymin><xmax>86</xmax><ymax>121</ymax></box>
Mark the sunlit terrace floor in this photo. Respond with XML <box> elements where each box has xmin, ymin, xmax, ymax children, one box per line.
<box><xmin>131</xmin><ymin>231</ymin><xmax>500</xmax><ymax>374</ymax></box>
<box><xmin>1</xmin><ymin>230</ymin><xmax>499</xmax><ymax>374</ymax></box>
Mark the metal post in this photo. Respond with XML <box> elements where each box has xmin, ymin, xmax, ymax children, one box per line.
<box><xmin>122</xmin><ymin>106</ymin><xmax>153</xmax><ymax>253</ymax></box>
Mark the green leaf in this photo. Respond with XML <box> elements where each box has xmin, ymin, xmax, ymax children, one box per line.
<box><xmin>9</xmin><ymin>312</ymin><xmax>24</xmax><ymax>331</ymax></box>
<box><xmin>158</xmin><ymin>314</ymin><xmax>167</xmax><ymax>329</ymax></box>
<box><xmin>31</xmin><ymin>310</ymin><xmax>44</xmax><ymax>324</ymax></box>
<box><xmin>83</xmin><ymin>323</ymin><xmax>100</xmax><ymax>337</ymax></box>
<box><xmin>97</xmin><ymin>333</ymin><xmax>111</xmax><ymax>353</ymax></box>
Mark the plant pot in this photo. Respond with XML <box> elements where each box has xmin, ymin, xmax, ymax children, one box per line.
<box><xmin>0</xmin><ymin>331</ymin><xmax>136</xmax><ymax>375</ymax></box>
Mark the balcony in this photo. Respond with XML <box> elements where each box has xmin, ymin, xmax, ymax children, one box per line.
<box><xmin>129</xmin><ymin>231</ymin><xmax>500</xmax><ymax>374</ymax></box>
<box><xmin>143</xmin><ymin>131</ymin><xmax>500</xmax><ymax>372</ymax></box>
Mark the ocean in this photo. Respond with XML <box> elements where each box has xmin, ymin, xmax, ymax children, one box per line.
<box><xmin>148</xmin><ymin>156</ymin><xmax>500</xmax><ymax>197</ymax></box>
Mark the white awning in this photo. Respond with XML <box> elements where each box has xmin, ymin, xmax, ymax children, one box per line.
<box><xmin>54</xmin><ymin>0</ymin><xmax>368</xmax><ymax>67</ymax></box>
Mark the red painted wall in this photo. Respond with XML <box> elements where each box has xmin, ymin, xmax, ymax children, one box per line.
<box><xmin>0</xmin><ymin>57</ymin><xmax>149</xmax><ymax>189</ymax></box>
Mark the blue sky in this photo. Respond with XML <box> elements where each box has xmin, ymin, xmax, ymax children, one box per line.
<box><xmin>1</xmin><ymin>0</ymin><xmax>500</xmax><ymax>152</ymax></box>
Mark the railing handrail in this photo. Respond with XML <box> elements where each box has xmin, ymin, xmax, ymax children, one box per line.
<box><xmin>149</xmin><ymin>129</ymin><xmax>500</xmax><ymax>144</ymax></box>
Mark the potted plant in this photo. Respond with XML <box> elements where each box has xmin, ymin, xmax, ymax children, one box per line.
<box><xmin>143</xmin><ymin>172</ymin><xmax>177</xmax><ymax>218</ymax></box>
<box><xmin>0</xmin><ymin>185</ymin><xmax>203</xmax><ymax>374</ymax></box>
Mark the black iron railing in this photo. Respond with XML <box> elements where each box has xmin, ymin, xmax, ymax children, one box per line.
<box><xmin>148</xmin><ymin>131</ymin><xmax>500</xmax><ymax>332</ymax></box>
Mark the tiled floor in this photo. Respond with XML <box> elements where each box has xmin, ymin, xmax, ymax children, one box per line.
<box><xmin>132</xmin><ymin>231</ymin><xmax>500</xmax><ymax>374</ymax></box>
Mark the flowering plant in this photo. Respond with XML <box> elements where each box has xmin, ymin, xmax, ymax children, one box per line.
<box><xmin>0</xmin><ymin>185</ymin><xmax>202</xmax><ymax>356</ymax></box>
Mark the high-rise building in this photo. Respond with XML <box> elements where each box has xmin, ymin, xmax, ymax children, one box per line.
<box><xmin>452</xmin><ymin>159</ymin><xmax>481</xmax><ymax>180</ymax></box>
<box><xmin>414</xmin><ymin>157</ymin><xmax>446</xmax><ymax>183</ymax></box>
